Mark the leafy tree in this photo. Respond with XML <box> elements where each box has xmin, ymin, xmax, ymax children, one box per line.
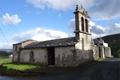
<box><xmin>116</xmin><ymin>49</ymin><xmax>120</xmax><ymax>57</ymax></box>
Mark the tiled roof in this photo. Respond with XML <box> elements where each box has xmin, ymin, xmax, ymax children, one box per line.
<box><xmin>13</xmin><ymin>39</ymin><xmax>36</xmax><ymax>45</ymax></box>
<box><xmin>93</xmin><ymin>38</ymin><xmax>104</xmax><ymax>46</ymax></box>
<box><xmin>24</xmin><ymin>37</ymin><xmax>76</xmax><ymax>49</ymax></box>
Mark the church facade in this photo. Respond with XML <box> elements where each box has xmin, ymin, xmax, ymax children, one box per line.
<box><xmin>12</xmin><ymin>6</ymin><xmax>112</xmax><ymax>67</ymax></box>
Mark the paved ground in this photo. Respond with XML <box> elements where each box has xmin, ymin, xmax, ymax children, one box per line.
<box><xmin>37</xmin><ymin>58</ymin><xmax>120</xmax><ymax>80</ymax></box>
<box><xmin>77</xmin><ymin>58</ymin><xmax>120</xmax><ymax>80</ymax></box>
<box><xmin>1</xmin><ymin>58</ymin><xmax>120</xmax><ymax>80</ymax></box>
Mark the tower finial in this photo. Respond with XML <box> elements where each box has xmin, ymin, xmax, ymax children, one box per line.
<box><xmin>75</xmin><ymin>5</ymin><xmax>79</xmax><ymax>11</ymax></box>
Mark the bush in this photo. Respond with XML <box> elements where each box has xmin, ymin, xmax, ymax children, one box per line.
<box><xmin>116</xmin><ymin>49</ymin><xmax>120</xmax><ymax>57</ymax></box>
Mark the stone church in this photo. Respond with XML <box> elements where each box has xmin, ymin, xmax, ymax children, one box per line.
<box><xmin>12</xmin><ymin>5</ymin><xmax>112</xmax><ymax>67</ymax></box>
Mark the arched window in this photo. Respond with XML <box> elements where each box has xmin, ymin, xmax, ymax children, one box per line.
<box><xmin>85</xmin><ymin>19</ymin><xmax>88</xmax><ymax>32</ymax></box>
<box><xmin>81</xmin><ymin>17</ymin><xmax>84</xmax><ymax>31</ymax></box>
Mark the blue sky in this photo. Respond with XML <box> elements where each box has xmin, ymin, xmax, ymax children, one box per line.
<box><xmin>0</xmin><ymin>0</ymin><xmax>120</xmax><ymax>49</ymax></box>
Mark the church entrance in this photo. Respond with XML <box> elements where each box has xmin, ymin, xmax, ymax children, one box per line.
<box><xmin>47</xmin><ymin>47</ymin><xmax>55</xmax><ymax>65</ymax></box>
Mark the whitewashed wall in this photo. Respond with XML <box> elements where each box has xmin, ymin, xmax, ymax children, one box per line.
<box><xmin>104</xmin><ymin>47</ymin><xmax>112</xmax><ymax>58</ymax></box>
<box><xmin>93</xmin><ymin>45</ymin><xmax>99</xmax><ymax>60</ymax></box>
<box><xmin>93</xmin><ymin>46</ymin><xmax>112</xmax><ymax>60</ymax></box>
<box><xmin>75</xmin><ymin>33</ymin><xmax>92</xmax><ymax>50</ymax></box>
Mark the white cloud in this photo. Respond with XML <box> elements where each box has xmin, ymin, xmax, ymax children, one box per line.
<box><xmin>91</xmin><ymin>25</ymin><xmax>106</xmax><ymax>34</ymax></box>
<box><xmin>69</xmin><ymin>19</ymin><xmax>75</xmax><ymax>32</ymax></box>
<box><xmin>1</xmin><ymin>22</ymin><xmax>120</xmax><ymax>48</ymax></box>
<box><xmin>0</xmin><ymin>43</ymin><xmax>11</xmax><ymax>49</ymax></box>
<box><xmin>1</xmin><ymin>13</ymin><xmax>21</xmax><ymax>25</ymax></box>
<box><xmin>0</xmin><ymin>27</ymin><xmax>69</xmax><ymax>49</ymax></box>
<box><xmin>12</xmin><ymin>27</ymin><xmax>69</xmax><ymax>43</ymax></box>
<box><xmin>91</xmin><ymin>25</ymin><xmax>106</xmax><ymax>38</ymax></box>
<box><xmin>27</xmin><ymin>0</ymin><xmax>94</xmax><ymax>10</ymax></box>
<box><xmin>90</xmin><ymin>21</ymin><xmax>120</xmax><ymax>38</ymax></box>
<box><xmin>89</xmin><ymin>0</ymin><xmax>120</xmax><ymax>19</ymax></box>
<box><xmin>26</xmin><ymin>0</ymin><xmax>120</xmax><ymax>38</ymax></box>
<box><xmin>32</xmin><ymin>28</ymin><xmax>69</xmax><ymax>41</ymax></box>
<box><xmin>27</xmin><ymin>0</ymin><xmax>120</xmax><ymax>19</ymax></box>
<box><xmin>87</xmin><ymin>21</ymin><xmax>106</xmax><ymax>38</ymax></box>
<box><xmin>106</xmin><ymin>23</ymin><xmax>120</xmax><ymax>35</ymax></box>
<box><xmin>89</xmin><ymin>20</ymin><xmax>95</xmax><ymax>27</ymax></box>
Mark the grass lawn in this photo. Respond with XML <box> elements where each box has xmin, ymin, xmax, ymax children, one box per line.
<box><xmin>0</xmin><ymin>56</ymin><xmax>42</xmax><ymax>72</ymax></box>
<box><xmin>0</xmin><ymin>56</ymin><xmax>11</xmax><ymax>64</ymax></box>
<box><xmin>3</xmin><ymin>63</ymin><xmax>41</xmax><ymax>71</ymax></box>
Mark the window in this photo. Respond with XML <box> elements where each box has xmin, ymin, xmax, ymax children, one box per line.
<box><xmin>85</xmin><ymin>19</ymin><xmax>88</xmax><ymax>32</ymax></box>
<box><xmin>81</xmin><ymin>17</ymin><xmax>84</xmax><ymax>31</ymax></box>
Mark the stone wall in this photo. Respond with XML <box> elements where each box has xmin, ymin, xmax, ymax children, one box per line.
<box><xmin>55</xmin><ymin>46</ymin><xmax>93</xmax><ymax>67</ymax></box>
<box><xmin>12</xmin><ymin>52</ymin><xmax>19</xmax><ymax>62</ymax></box>
<box><xmin>55</xmin><ymin>46</ymin><xmax>75</xmax><ymax>67</ymax></box>
<box><xmin>13</xmin><ymin>44</ymin><xmax>21</xmax><ymax>62</ymax></box>
<box><xmin>12</xmin><ymin>40</ymin><xmax>35</xmax><ymax>62</ymax></box>
<box><xmin>93</xmin><ymin>45</ymin><xmax>99</xmax><ymax>60</ymax></box>
<box><xmin>13</xmin><ymin>45</ymin><xmax>100</xmax><ymax>67</ymax></box>
<box><xmin>20</xmin><ymin>50</ymin><xmax>30</xmax><ymax>63</ymax></box>
<box><xmin>20</xmin><ymin>48</ymin><xmax>48</xmax><ymax>64</ymax></box>
<box><xmin>13</xmin><ymin>46</ymin><xmax>93</xmax><ymax>67</ymax></box>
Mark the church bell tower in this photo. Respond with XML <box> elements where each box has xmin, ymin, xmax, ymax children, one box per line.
<box><xmin>74</xmin><ymin>5</ymin><xmax>91</xmax><ymax>50</ymax></box>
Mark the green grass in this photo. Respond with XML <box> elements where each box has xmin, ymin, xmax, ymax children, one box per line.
<box><xmin>3</xmin><ymin>63</ymin><xmax>40</xmax><ymax>71</ymax></box>
<box><xmin>0</xmin><ymin>56</ymin><xmax>42</xmax><ymax>72</ymax></box>
<box><xmin>0</xmin><ymin>56</ymin><xmax>10</xmax><ymax>64</ymax></box>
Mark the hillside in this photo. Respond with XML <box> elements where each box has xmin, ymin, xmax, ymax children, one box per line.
<box><xmin>0</xmin><ymin>49</ymin><xmax>12</xmax><ymax>53</ymax></box>
<box><xmin>0</xmin><ymin>49</ymin><xmax>12</xmax><ymax>57</ymax></box>
<box><xmin>102</xmin><ymin>33</ymin><xmax>120</xmax><ymax>57</ymax></box>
